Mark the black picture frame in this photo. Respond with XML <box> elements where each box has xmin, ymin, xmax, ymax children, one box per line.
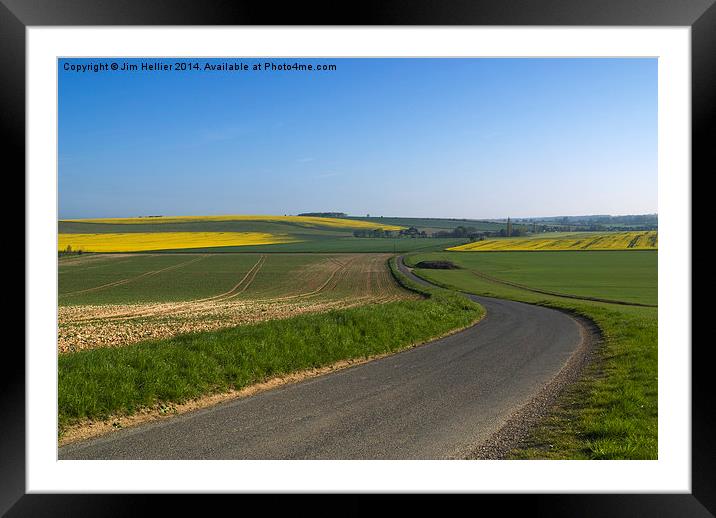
<box><xmin>6</xmin><ymin>0</ymin><xmax>708</xmax><ymax>513</ymax></box>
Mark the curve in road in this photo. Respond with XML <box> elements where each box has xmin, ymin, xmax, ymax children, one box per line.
<box><xmin>59</xmin><ymin>257</ymin><xmax>585</xmax><ymax>460</ymax></box>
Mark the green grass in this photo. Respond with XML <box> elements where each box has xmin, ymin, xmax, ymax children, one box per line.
<box><xmin>407</xmin><ymin>251</ymin><xmax>656</xmax><ymax>306</ymax></box>
<box><xmin>405</xmin><ymin>251</ymin><xmax>657</xmax><ymax>459</ymax></box>
<box><xmin>58</xmin><ymin>258</ymin><xmax>484</xmax><ymax>433</ymax></box>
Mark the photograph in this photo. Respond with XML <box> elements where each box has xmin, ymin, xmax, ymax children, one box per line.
<box><xmin>55</xmin><ymin>56</ymin><xmax>659</xmax><ymax>461</ymax></box>
<box><xmin>5</xmin><ymin>3</ymin><xmax>707</xmax><ymax>508</ymax></box>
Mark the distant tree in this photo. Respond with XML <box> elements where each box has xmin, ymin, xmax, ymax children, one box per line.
<box><xmin>298</xmin><ymin>212</ymin><xmax>348</xmax><ymax>218</ymax></box>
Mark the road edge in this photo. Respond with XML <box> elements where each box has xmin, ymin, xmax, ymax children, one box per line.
<box><xmin>460</xmin><ymin>310</ymin><xmax>602</xmax><ymax>459</ymax></box>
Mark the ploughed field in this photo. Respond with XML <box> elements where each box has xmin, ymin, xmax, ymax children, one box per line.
<box><xmin>59</xmin><ymin>253</ymin><xmax>415</xmax><ymax>353</ymax></box>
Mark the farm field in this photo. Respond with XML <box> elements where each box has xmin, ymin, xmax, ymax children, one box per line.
<box><xmin>404</xmin><ymin>250</ymin><xmax>658</xmax><ymax>459</ymax></box>
<box><xmin>164</xmin><ymin>237</ymin><xmax>468</xmax><ymax>253</ymax></box>
<box><xmin>58</xmin><ymin>231</ymin><xmax>300</xmax><ymax>252</ymax></box>
<box><xmin>448</xmin><ymin>231</ymin><xmax>657</xmax><ymax>251</ymax></box>
<box><xmin>59</xmin><ymin>253</ymin><xmax>415</xmax><ymax>352</ymax></box>
<box><xmin>63</xmin><ymin>214</ymin><xmax>405</xmax><ymax>230</ymax></box>
<box><xmin>406</xmin><ymin>251</ymin><xmax>657</xmax><ymax>306</ymax></box>
<box><xmin>59</xmin><ymin>219</ymin><xmax>350</xmax><ymax>237</ymax></box>
<box><xmin>58</xmin><ymin>214</ymin><xmax>467</xmax><ymax>253</ymax></box>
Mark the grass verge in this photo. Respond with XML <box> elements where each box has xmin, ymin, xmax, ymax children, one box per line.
<box><xmin>59</xmin><ymin>257</ymin><xmax>484</xmax><ymax>436</ymax></box>
<box><xmin>404</xmin><ymin>254</ymin><xmax>657</xmax><ymax>460</ymax></box>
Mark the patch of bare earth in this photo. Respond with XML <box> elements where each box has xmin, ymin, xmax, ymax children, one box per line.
<box><xmin>58</xmin><ymin>254</ymin><xmax>417</xmax><ymax>353</ymax></box>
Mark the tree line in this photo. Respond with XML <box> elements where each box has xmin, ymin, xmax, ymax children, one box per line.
<box><xmin>433</xmin><ymin>225</ymin><xmax>527</xmax><ymax>240</ymax></box>
<box><xmin>352</xmin><ymin>225</ymin><xmax>529</xmax><ymax>240</ymax></box>
<box><xmin>353</xmin><ymin>227</ymin><xmax>427</xmax><ymax>238</ymax></box>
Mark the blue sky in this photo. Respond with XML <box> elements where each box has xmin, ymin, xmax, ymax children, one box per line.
<box><xmin>59</xmin><ymin>58</ymin><xmax>657</xmax><ymax>219</ymax></box>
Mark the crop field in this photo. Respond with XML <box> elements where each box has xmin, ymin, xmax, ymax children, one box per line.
<box><xmin>163</xmin><ymin>237</ymin><xmax>469</xmax><ymax>254</ymax></box>
<box><xmin>59</xmin><ymin>219</ymin><xmax>350</xmax><ymax>237</ymax></box>
<box><xmin>63</xmin><ymin>214</ymin><xmax>404</xmax><ymax>231</ymax></box>
<box><xmin>404</xmin><ymin>250</ymin><xmax>657</xmax><ymax>459</ymax></box>
<box><xmin>57</xmin><ymin>214</ymin><xmax>467</xmax><ymax>253</ymax></box>
<box><xmin>406</xmin><ymin>251</ymin><xmax>657</xmax><ymax>306</ymax></box>
<box><xmin>447</xmin><ymin>231</ymin><xmax>657</xmax><ymax>251</ymax></box>
<box><xmin>59</xmin><ymin>253</ymin><xmax>415</xmax><ymax>352</ymax></box>
<box><xmin>58</xmin><ymin>232</ymin><xmax>300</xmax><ymax>253</ymax></box>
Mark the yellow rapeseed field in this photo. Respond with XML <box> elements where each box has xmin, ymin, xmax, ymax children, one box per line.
<box><xmin>447</xmin><ymin>231</ymin><xmax>658</xmax><ymax>252</ymax></box>
<box><xmin>58</xmin><ymin>232</ymin><xmax>301</xmax><ymax>253</ymax></box>
<box><xmin>63</xmin><ymin>214</ymin><xmax>404</xmax><ymax>231</ymax></box>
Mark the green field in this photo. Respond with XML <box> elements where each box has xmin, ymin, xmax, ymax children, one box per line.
<box><xmin>406</xmin><ymin>251</ymin><xmax>657</xmax><ymax>306</ymax></box>
<box><xmin>59</xmin><ymin>252</ymin><xmax>428</xmax><ymax>306</ymax></box>
<box><xmin>59</xmin><ymin>253</ymin><xmax>312</xmax><ymax>305</ymax></box>
<box><xmin>58</xmin><ymin>219</ymin><xmax>344</xmax><ymax>235</ymax></box>
<box><xmin>59</xmin><ymin>254</ymin><xmax>234</xmax><ymax>304</ymax></box>
<box><xmin>405</xmin><ymin>250</ymin><xmax>658</xmax><ymax>459</ymax></box>
<box><xmin>58</xmin><ymin>252</ymin><xmax>421</xmax><ymax>354</ymax></box>
<box><xmin>162</xmin><ymin>237</ymin><xmax>468</xmax><ymax>254</ymax></box>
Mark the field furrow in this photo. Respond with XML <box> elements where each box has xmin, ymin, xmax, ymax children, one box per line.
<box><xmin>60</xmin><ymin>255</ymin><xmax>207</xmax><ymax>298</ymax></box>
<box><xmin>58</xmin><ymin>253</ymin><xmax>417</xmax><ymax>353</ymax></box>
<box><xmin>207</xmin><ymin>255</ymin><xmax>266</xmax><ymax>302</ymax></box>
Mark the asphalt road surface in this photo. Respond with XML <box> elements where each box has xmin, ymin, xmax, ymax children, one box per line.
<box><xmin>59</xmin><ymin>257</ymin><xmax>583</xmax><ymax>460</ymax></box>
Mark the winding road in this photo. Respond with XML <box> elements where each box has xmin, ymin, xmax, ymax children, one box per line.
<box><xmin>59</xmin><ymin>257</ymin><xmax>584</xmax><ymax>460</ymax></box>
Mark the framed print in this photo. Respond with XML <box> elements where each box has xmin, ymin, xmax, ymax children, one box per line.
<box><xmin>6</xmin><ymin>0</ymin><xmax>710</xmax><ymax>513</ymax></box>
